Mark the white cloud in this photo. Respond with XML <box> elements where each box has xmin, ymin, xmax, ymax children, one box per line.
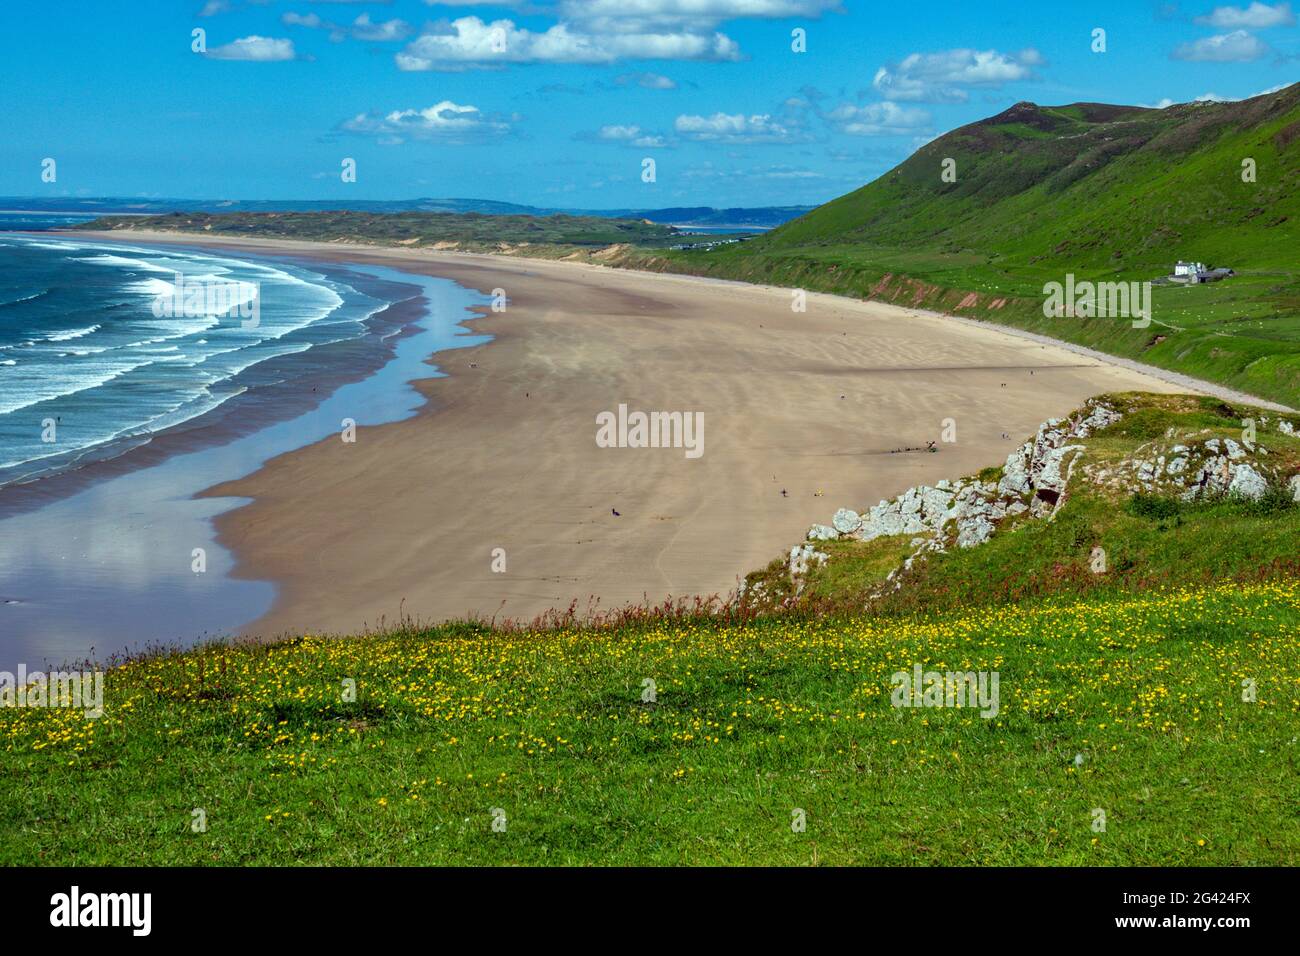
<box><xmin>282</xmin><ymin>12</ymin><xmax>345</xmax><ymax>42</ymax></box>
<box><xmin>350</xmin><ymin>15</ymin><xmax>414</xmax><ymax>42</ymax></box>
<box><xmin>1172</xmin><ymin>29</ymin><xmax>1270</xmax><ymax>60</ymax></box>
<box><xmin>873</xmin><ymin>48</ymin><xmax>1044</xmax><ymax>103</ymax></box>
<box><xmin>598</xmin><ymin>124</ymin><xmax>643</xmax><ymax>139</ymax></box>
<box><xmin>1195</xmin><ymin>2</ymin><xmax>1295</xmax><ymax>28</ymax></box>
<box><xmin>396</xmin><ymin>17</ymin><xmax>740</xmax><ymax>69</ymax></box>
<box><xmin>674</xmin><ymin>111</ymin><xmax>804</xmax><ymax>143</ymax></box>
<box><xmin>559</xmin><ymin>0</ymin><xmax>843</xmax><ymax>32</ymax></box>
<box><xmin>825</xmin><ymin>101</ymin><xmax>931</xmax><ymax>136</ymax></box>
<box><xmin>340</xmin><ymin>101</ymin><xmax>513</xmax><ymax>143</ymax></box>
<box><xmin>616</xmin><ymin>71</ymin><xmax>678</xmax><ymax>89</ymax></box>
<box><xmin>395</xmin><ymin>2</ymin><xmax>836</xmax><ymax>70</ymax></box>
<box><xmin>424</xmin><ymin>0</ymin><xmax>844</xmax><ymax>23</ymax></box>
<box><xmin>593</xmin><ymin>124</ymin><xmax>669</xmax><ymax>147</ymax></box>
<box><xmin>564</xmin><ymin>0</ymin><xmax>841</xmax><ymax>16</ymax></box>
<box><xmin>1170</xmin><ymin>29</ymin><xmax>1268</xmax><ymax>61</ymax></box>
<box><xmin>283</xmin><ymin>12</ymin><xmax>411</xmax><ymax>42</ymax></box>
<box><xmin>752</xmin><ymin>166</ymin><xmax>823</xmax><ymax>179</ymax></box>
<box><xmin>204</xmin><ymin>36</ymin><xmax>297</xmax><ymax>62</ymax></box>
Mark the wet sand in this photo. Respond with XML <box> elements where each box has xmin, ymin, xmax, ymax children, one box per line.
<box><xmin>77</xmin><ymin>232</ymin><xmax>1195</xmax><ymax>636</ymax></box>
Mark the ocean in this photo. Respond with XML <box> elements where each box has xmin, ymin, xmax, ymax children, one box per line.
<box><xmin>0</xmin><ymin>222</ymin><xmax>490</xmax><ymax>669</ymax></box>
<box><xmin>0</xmin><ymin>224</ymin><xmax>386</xmax><ymax>488</ymax></box>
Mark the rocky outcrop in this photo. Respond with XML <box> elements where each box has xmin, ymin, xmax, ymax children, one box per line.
<box><xmin>1085</xmin><ymin>432</ymin><xmax>1288</xmax><ymax>503</ymax></box>
<box><xmin>808</xmin><ymin>399</ymin><xmax>1123</xmax><ymax>557</ymax></box>
<box><xmin>787</xmin><ymin>398</ymin><xmax>1299</xmax><ymax>595</ymax></box>
<box><xmin>831</xmin><ymin>508</ymin><xmax>862</xmax><ymax>534</ymax></box>
<box><xmin>788</xmin><ymin>544</ymin><xmax>827</xmax><ymax>579</ymax></box>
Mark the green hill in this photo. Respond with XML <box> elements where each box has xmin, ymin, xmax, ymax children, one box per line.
<box><xmin>637</xmin><ymin>84</ymin><xmax>1300</xmax><ymax>409</ymax></box>
<box><xmin>769</xmin><ymin>92</ymin><xmax>1299</xmax><ymax>270</ymax></box>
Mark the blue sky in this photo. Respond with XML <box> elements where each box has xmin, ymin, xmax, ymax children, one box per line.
<box><xmin>0</xmin><ymin>0</ymin><xmax>1296</xmax><ymax>208</ymax></box>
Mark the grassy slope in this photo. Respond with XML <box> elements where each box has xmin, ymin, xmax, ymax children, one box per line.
<box><xmin>625</xmin><ymin>86</ymin><xmax>1300</xmax><ymax>408</ymax></box>
<box><xmin>2</xmin><ymin>395</ymin><xmax>1298</xmax><ymax>865</ymax></box>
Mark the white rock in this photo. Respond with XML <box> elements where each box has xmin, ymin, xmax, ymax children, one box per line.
<box><xmin>831</xmin><ymin>508</ymin><xmax>862</xmax><ymax>534</ymax></box>
<box><xmin>1228</xmin><ymin>463</ymin><xmax>1269</xmax><ymax>500</ymax></box>
<box><xmin>1289</xmin><ymin>474</ymin><xmax>1300</xmax><ymax>503</ymax></box>
<box><xmin>1036</xmin><ymin>444</ymin><xmax>1085</xmax><ymax>497</ymax></box>
<box><xmin>858</xmin><ymin>501</ymin><xmax>907</xmax><ymax>540</ymax></box>
<box><xmin>998</xmin><ymin>444</ymin><xmax>1033</xmax><ymax>496</ymax></box>
<box><xmin>1070</xmin><ymin>402</ymin><xmax>1121</xmax><ymax>438</ymax></box>
<box><xmin>901</xmin><ymin>514</ymin><xmax>927</xmax><ymax>535</ymax></box>
<box><xmin>807</xmin><ymin>524</ymin><xmax>838</xmax><ymax>541</ymax></box>
<box><xmin>918</xmin><ymin>486</ymin><xmax>955</xmax><ymax>524</ymax></box>
<box><xmin>789</xmin><ymin>544</ymin><xmax>827</xmax><ymax>578</ymax></box>
<box><xmin>957</xmin><ymin>515</ymin><xmax>995</xmax><ymax>549</ymax></box>
<box><xmin>1185</xmin><ymin>455</ymin><xmax>1227</xmax><ymax>498</ymax></box>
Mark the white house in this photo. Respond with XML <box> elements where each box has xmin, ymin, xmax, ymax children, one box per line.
<box><xmin>1174</xmin><ymin>261</ymin><xmax>1206</xmax><ymax>277</ymax></box>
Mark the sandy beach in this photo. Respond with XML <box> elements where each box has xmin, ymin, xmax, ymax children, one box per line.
<box><xmin>71</xmin><ymin>232</ymin><xmax>1199</xmax><ymax>636</ymax></box>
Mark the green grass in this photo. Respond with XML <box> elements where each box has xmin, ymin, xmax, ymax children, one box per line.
<box><xmin>1</xmin><ymin>584</ymin><xmax>1297</xmax><ymax>866</ymax></box>
<box><xmin>2</xmin><ymin>394</ymin><xmax>1298</xmax><ymax>865</ymax></box>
